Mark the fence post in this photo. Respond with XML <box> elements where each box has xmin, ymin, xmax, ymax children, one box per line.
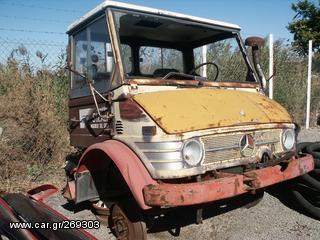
<box><xmin>306</xmin><ymin>40</ymin><xmax>313</xmax><ymax>129</ymax></box>
<box><xmin>269</xmin><ymin>33</ymin><xmax>274</xmax><ymax>99</ymax></box>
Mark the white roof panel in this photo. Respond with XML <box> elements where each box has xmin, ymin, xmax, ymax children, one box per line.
<box><xmin>67</xmin><ymin>1</ymin><xmax>241</xmax><ymax>33</ymax></box>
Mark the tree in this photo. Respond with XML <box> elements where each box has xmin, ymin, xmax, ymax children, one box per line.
<box><xmin>287</xmin><ymin>0</ymin><xmax>320</xmax><ymax>55</ymax></box>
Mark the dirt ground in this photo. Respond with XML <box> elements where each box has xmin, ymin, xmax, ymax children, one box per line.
<box><xmin>42</xmin><ymin>128</ymin><xmax>320</xmax><ymax>240</ymax></box>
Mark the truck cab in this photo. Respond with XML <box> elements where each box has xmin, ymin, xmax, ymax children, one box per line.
<box><xmin>65</xmin><ymin>1</ymin><xmax>314</xmax><ymax>239</ymax></box>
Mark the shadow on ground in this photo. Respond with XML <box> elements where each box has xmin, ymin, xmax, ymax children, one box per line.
<box><xmin>147</xmin><ymin>192</ymin><xmax>262</xmax><ymax>236</ymax></box>
<box><xmin>57</xmin><ymin>184</ymin><xmax>317</xmax><ymax>238</ymax></box>
<box><xmin>58</xmin><ymin>191</ymin><xmax>263</xmax><ymax>237</ymax></box>
<box><xmin>62</xmin><ymin>201</ymin><xmax>93</xmax><ymax>214</ymax></box>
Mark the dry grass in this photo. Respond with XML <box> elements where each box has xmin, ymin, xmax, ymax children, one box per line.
<box><xmin>0</xmin><ymin>42</ymin><xmax>318</xmax><ymax>195</ymax></box>
<box><xmin>0</xmin><ymin>59</ymin><xmax>70</xmax><ymax>193</ymax></box>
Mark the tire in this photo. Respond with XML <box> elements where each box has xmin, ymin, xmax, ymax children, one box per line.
<box><xmin>306</xmin><ymin>142</ymin><xmax>320</xmax><ymax>164</ymax></box>
<box><xmin>290</xmin><ymin>142</ymin><xmax>320</xmax><ymax>219</ymax></box>
<box><xmin>292</xmin><ymin>183</ymin><xmax>320</xmax><ymax>200</ymax></box>
<box><xmin>109</xmin><ymin>204</ymin><xmax>147</xmax><ymax>240</ymax></box>
<box><xmin>296</xmin><ymin>142</ymin><xmax>313</xmax><ymax>154</ymax></box>
<box><xmin>291</xmin><ymin>189</ymin><xmax>320</xmax><ymax>220</ymax></box>
<box><xmin>309</xmin><ymin>169</ymin><xmax>320</xmax><ymax>181</ymax></box>
<box><xmin>299</xmin><ymin>174</ymin><xmax>320</xmax><ymax>191</ymax></box>
<box><xmin>314</xmin><ymin>158</ymin><xmax>320</xmax><ymax>169</ymax></box>
<box><xmin>296</xmin><ymin>142</ymin><xmax>320</xmax><ymax>168</ymax></box>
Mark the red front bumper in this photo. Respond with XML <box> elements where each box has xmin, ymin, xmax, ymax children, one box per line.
<box><xmin>143</xmin><ymin>154</ymin><xmax>314</xmax><ymax>207</ymax></box>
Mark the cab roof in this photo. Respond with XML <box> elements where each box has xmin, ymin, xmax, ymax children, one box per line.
<box><xmin>67</xmin><ymin>1</ymin><xmax>241</xmax><ymax>34</ymax></box>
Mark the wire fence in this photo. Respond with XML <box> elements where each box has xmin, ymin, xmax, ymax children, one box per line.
<box><xmin>0</xmin><ymin>37</ymin><xmax>319</xmax><ymax>126</ymax></box>
<box><xmin>0</xmin><ymin>37</ymin><xmax>67</xmax><ymax>71</ymax></box>
<box><xmin>0</xmin><ymin>37</ymin><xmax>70</xmax><ymax>192</ymax></box>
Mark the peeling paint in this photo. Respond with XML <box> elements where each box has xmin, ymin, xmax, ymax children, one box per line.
<box><xmin>143</xmin><ymin>155</ymin><xmax>313</xmax><ymax>207</ymax></box>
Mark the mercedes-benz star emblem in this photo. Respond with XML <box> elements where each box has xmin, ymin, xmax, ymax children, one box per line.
<box><xmin>239</xmin><ymin>134</ymin><xmax>255</xmax><ymax>157</ymax></box>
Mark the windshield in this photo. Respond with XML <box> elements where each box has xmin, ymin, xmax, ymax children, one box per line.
<box><xmin>112</xmin><ymin>9</ymin><xmax>256</xmax><ymax>83</ymax></box>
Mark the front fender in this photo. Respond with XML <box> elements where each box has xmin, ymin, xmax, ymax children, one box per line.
<box><xmin>76</xmin><ymin>140</ymin><xmax>157</xmax><ymax>209</ymax></box>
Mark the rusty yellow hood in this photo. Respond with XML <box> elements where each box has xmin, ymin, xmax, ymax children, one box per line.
<box><xmin>133</xmin><ymin>88</ymin><xmax>292</xmax><ymax>134</ymax></box>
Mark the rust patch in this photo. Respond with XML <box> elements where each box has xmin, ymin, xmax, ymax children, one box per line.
<box><xmin>143</xmin><ymin>155</ymin><xmax>314</xmax><ymax>207</ymax></box>
<box><xmin>129</xmin><ymin>78</ymin><xmax>259</xmax><ymax>89</ymax></box>
<box><xmin>233</xmin><ymin>177</ymin><xmax>241</xmax><ymax>195</ymax></box>
<box><xmin>119</xmin><ymin>99</ymin><xmax>146</xmax><ymax>120</ymax></box>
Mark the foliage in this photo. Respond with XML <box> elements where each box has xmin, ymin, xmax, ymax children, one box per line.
<box><xmin>0</xmin><ymin>52</ymin><xmax>70</xmax><ymax>192</ymax></box>
<box><xmin>287</xmin><ymin>0</ymin><xmax>320</xmax><ymax>55</ymax></box>
<box><xmin>205</xmin><ymin>39</ymin><xmax>248</xmax><ymax>82</ymax></box>
<box><xmin>260</xmin><ymin>38</ymin><xmax>320</xmax><ymax>125</ymax></box>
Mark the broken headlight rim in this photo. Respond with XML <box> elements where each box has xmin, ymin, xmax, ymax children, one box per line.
<box><xmin>281</xmin><ymin>128</ymin><xmax>295</xmax><ymax>151</ymax></box>
<box><xmin>182</xmin><ymin>138</ymin><xmax>204</xmax><ymax>167</ymax></box>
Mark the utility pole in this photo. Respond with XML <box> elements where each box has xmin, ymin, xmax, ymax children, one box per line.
<box><xmin>306</xmin><ymin>40</ymin><xmax>313</xmax><ymax>129</ymax></box>
<box><xmin>269</xmin><ymin>33</ymin><xmax>274</xmax><ymax>99</ymax></box>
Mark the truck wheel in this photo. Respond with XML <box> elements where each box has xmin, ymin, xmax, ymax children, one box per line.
<box><xmin>92</xmin><ymin>200</ymin><xmax>110</xmax><ymax>226</ymax></box>
<box><xmin>110</xmin><ymin>204</ymin><xmax>147</xmax><ymax>240</ymax></box>
<box><xmin>92</xmin><ymin>200</ymin><xmax>110</xmax><ymax>216</ymax></box>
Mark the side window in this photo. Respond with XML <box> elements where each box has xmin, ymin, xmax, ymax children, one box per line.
<box><xmin>120</xmin><ymin>44</ymin><xmax>132</xmax><ymax>74</ymax></box>
<box><xmin>139</xmin><ymin>47</ymin><xmax>183</xmax><ymax>75</ymax></box>
<box><xmin>71</xmin><ymin>16</ymin><xmax>114</xmax><ymax>98</ymax></box>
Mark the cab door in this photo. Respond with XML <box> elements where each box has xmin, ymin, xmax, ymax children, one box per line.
<box><xmin>69</xmin><ymin>15</ymin><xmax>115</xmax><ymax>148</ymax></box>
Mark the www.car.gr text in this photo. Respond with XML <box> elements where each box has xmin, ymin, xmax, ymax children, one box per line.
<box><xmin>9</xmin><ymin>220</ymin><xmax>100</xmax><ymax>231</ymax></box>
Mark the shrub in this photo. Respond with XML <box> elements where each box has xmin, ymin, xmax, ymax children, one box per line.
<box><xmin>0</xmin><ymin>57</ymin><xmax>70</xmax><ymax>192</ymax></box>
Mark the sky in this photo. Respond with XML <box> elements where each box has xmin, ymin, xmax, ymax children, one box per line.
<box><xmin>0</xmin><ymin>0</ymin><xmax>302</xmax><ymax>44</ymax></box>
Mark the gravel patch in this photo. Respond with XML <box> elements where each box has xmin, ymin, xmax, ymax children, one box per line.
<box><xmin>298</xmin><ymin>127</ymin><xmax>320</xmax><ymax>143</ymax></box>
<box><xmin>43</xmin><ymin>128</ymin><xmax>320</xmax><ymax>240</ymax></box>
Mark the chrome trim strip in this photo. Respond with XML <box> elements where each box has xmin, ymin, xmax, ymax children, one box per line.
<box><xmin>144</xmin><ymin>151</ymin><xmax>182</xmax><ymax>160</ymax></box>
<box><xmin>135</xmin><ymin>141</ymin><xmax>182</xmax><ymax>151</ymax></box>
<box><xmin>205</xmin><ymin>145</ymin><xmax>239</xmax><ymax>152</ymax></box>
<box><xmin>149</xmin><ymin>159</ymin><xmax>183</xmax><ymax>163</ymax></box>
<box><xmin>142</xmin><ymin>149</ymin><xmax>182</xmax><ymax>153</ymax></box>
<box><xmin>256</xmin><ymin>140</ymin><xmax>279</xmax><ymax>146</ymax></box>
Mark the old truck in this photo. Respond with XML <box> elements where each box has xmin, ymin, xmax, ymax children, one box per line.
<box><xmin>59</xmin><ymin>1</ymin><xmax>314</xmax><ymax>239</ymax></box>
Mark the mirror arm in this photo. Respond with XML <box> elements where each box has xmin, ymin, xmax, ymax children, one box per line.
<box><xmin>266</xmin><ymin>73</ymin><xmax>275</xmax><ymax>82</ymax></box>
<box><xmin>65</xmin><ymin>65</ymin><xmax>86</xmax><ymax>80</ymax></box>
<box><xmin>65</xmin><ymin>64</ymin><xmax>112</xmax><ymax>121</ymax></box>
<box><xmin>88</xmin><ymin>82</ymin><xmax>111</xmax><ymax>120</ymax></box>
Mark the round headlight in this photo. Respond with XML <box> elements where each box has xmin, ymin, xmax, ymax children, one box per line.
<box><xmin>282</xmin><ymin>129</ymin><xmax>295</xmax><ymax>150</ymax></box>
<box><xmin>182</xmin><ymin>139</ymin><xmax>204</xmax><ymax>166</ymax></box>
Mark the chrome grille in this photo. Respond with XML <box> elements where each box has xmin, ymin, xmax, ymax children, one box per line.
<box><xmin>201</xmin><ymin>129</ymin><xmax>283</xmax><ymax>165</ymax></box>
<box><xmin>205</xmin><ymin>149</ymin><xmax>241</xmax><ymax>162</ymax></box>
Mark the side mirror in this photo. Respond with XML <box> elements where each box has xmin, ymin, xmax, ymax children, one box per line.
<box><xmin>244</xmin><ymin>36</ymin><xmax>267</xmax><ymax>89</ymax></box>
<box><xmin>245</xmin><ymin>37</ymin><xmax>264</xmax><ymax>48</ymax></box>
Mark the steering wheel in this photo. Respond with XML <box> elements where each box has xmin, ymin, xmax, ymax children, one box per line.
<box><xmin>189</xmin><ymin>62</ymin><xmax>219</xmax><ymax>81</ymax></box>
